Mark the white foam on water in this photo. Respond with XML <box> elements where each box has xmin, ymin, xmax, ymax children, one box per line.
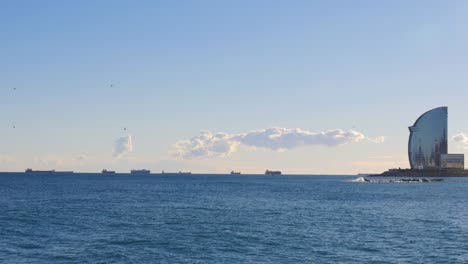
<box><xmin>348</xmin><ymin>177</ymin><xmax>369</xmax><ymax>182</ymax></box>
<box><xmin>346</xmin><ymin>177</ymin><xmax>443</xmax><ymax>183</ymax></box>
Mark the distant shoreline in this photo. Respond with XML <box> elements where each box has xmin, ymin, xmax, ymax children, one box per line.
<box><xmin>2</xmin><ymin>171</ymin><xmax>468</xmax><ymax>177</ymax></box>
<box><xmin>369</xmin><ymin>168</ymin><xmax>468</xmax><ymax>177</ymax></box>
<box><xmin>0</xmin><ymin>172</ymin><xmax>358</xmax><ymax>176</ymax></box>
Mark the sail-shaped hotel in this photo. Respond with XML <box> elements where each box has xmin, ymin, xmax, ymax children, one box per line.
<box><xmin>375</xmin><ymin>106</ymin><xmax>464</xmax><ymax>176</ymax></box>
<box><xmin>408</xmin><ymin>107</ymin><xmax>463</xmax><ymax>171</ymax></box>
<box><xmin>408</xmin><ymin>107</ymin><xmax>448</xmax><ymax>169</ymax></box>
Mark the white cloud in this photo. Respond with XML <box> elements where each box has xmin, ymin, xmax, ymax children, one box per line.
<box><xmin>174</xmin><ymin>130</ymin><xmax>240</xmax><ymax>159</ymax></box>
<box><xmin>453</xmin><ymin>133</ymin><xmax>468</xmax><ymax>144</ymax></box>
<box><xmin>367</xmin><ymin>136</ymin><xmax>385</xmax><ymax>143</ymax></box>
<box><xmin>113</xmin><ymin>135</ymin><xmax>133</xmax><ymax>158</ymax></box>
<box><xmin>452</xmin><ymin>133</ymin><xmax>468</xmax><ymax>149</ymax></box>
<box><xmin>174</xmin><ymin>127</ymin><xmax>383</xmax><ymax>159</ymax></box>
<box><xmin>236</xmin><ymin>128</ymin><xmax>365</xmax><ymax>150</ymax></box>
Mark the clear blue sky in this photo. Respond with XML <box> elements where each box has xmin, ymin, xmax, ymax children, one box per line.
<box><xmin>1</xmin><ymin>0</ymin><xmax>468</xmax><ymax>173</ymax></box>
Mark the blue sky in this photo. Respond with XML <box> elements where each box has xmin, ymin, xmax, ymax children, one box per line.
<box><xmin>1</xmin><ymin>0</ymin><xmax>468</xmax><ymax>173</ymax></box>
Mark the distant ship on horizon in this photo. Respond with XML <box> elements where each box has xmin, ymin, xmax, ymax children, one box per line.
<box><xmin>131</xmin><ymin>169</ymin><xmax>151</xmax><ymax>174</ymax></box>
<box><xmin>161</xmin><ymin>170</ymin><xmax>191</xmax><ymax>175</ymax></box>
<box><xmin>102</xmin><ymin>169</ymin><xmax>116</xmax><ymax>174</ymax></box>
<box><xmin>25</xmin><ymin>168</ymin><xmax>74</xmax><ymax>174</ymax></box>
<box><xmin>230</xmin><ymin>171</ymin><xmax>241</xmax><ymax>175</ymax></box>
<box><xmin>26</xmin><ymin>168</ymin><xmax>54</xmax><ymax>173</ymax></box>
<box><xmin>265</xmin><ymin>170</ymin><xmax>282</xmax><ymax>175</ymax></box>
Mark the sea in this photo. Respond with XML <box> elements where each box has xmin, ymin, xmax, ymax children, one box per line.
<box><xmin>1</xmin><ymin>173</ymin><xmax>467</xmax><ymax>263</ymax></box>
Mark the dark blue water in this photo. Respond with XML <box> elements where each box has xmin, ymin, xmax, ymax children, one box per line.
<box><xmin>1</xmin><ymin>173</ymin><xmax>468</xmax><ymax>263</ymax></box>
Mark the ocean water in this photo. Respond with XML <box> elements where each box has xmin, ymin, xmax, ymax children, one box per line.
<box><xmin>1</xmin><ymin>173</ymin><xmax>468</xmax><ymax>264</ymax></box>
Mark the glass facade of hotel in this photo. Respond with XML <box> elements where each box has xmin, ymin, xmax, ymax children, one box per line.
<box><xmin>408</xmin><ymin>107</ymin><xmax>448</xmax><ymax>169</ymax></box>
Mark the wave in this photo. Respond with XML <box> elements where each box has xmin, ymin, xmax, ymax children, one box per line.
<box><xmin>348</xmin><ymin>177</ymin><xmax>369</xmax><ymax>182</ymax></box>
<box><xmin>347</xmin><ymin>177</ymin><xmax>443</xmax><ymax>183</ymax></box>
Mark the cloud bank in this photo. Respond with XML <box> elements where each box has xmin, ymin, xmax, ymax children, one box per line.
<box><xmin>174</xmin><ymin>127</ymin><xmax>383</xmax><ymax>159</ymax></box>
<box><xmin>236</xmin><ymin>128</ymin><xmax>365</xmax><ymax>150</ymax></box>
<box><xmin>113</xmin><ymin>135</ymin><xmax>133</xmax><ymax>158</ymax></box>
<box><xmin>174</xmin><ymin>130</ymin><xmax>240</xmax><ymax>159</ymax></box>
<box><xmin>453</xmin><ymin>133</ymin><xmax>468</xmax><ymax>144</ymax></box>
<box><xmin>452</xmin><ymin>133</ymin><xmax>468</xmax><ymax>149</ymax></box>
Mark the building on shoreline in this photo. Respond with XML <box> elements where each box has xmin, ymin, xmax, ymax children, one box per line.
<box><xmin>408</xmin><ymin>106</ymin><xmax>448</xmax><ymax>169</ymax></box>
<box><xmin>374</xmin><ymin>106</ymin><xmax>464</xmax><ymax>176</ymax></box>
<box><xmin>440</xmin><ymin>154</ymin><xmax>464</xmax><ymax>171</ymax></box>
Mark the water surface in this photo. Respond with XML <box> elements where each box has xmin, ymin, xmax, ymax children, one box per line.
<box><xmin>1</xmin><ymin>173</ymin><xmax>467</xmax><ymax>263</ymax></box>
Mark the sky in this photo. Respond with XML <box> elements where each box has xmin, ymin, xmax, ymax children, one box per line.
<box><xmin>1</xmin><ymin>0</ymin><xmax>468</xmax><ymax>174</ymax></box>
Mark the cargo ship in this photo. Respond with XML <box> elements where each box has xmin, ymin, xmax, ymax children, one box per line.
<box><xmin>230</xmin><ymin>171</ymin><xmax>241</xmax><ymax>175</ymax></box>
<box><xmin>130</xmin><ymin>169</ymin><xmax>151</xmax><ymax>174</ymax></box>
<box><xmin>102</xmin><ymin>169</ymin><xmax>116</xmax><ymax>174</ymax></box>
<box><xmin>161</xmin><ymin>171</ymin><xmax>191</xmax><ymax>175</ymax></box>
<box><xmin>25</xmin><ymin>169</ymin><xmax>74</xmax><ymax>174</ymax></box>
<box><xmin>25</xmin><ymin>168</ymin><xmax>55</xmax><ymax>173</ymax></box>
<box><xmin>265</xmin><ymin>170</ymin><xmax>282</xmax><ymax>175</ymax></box>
